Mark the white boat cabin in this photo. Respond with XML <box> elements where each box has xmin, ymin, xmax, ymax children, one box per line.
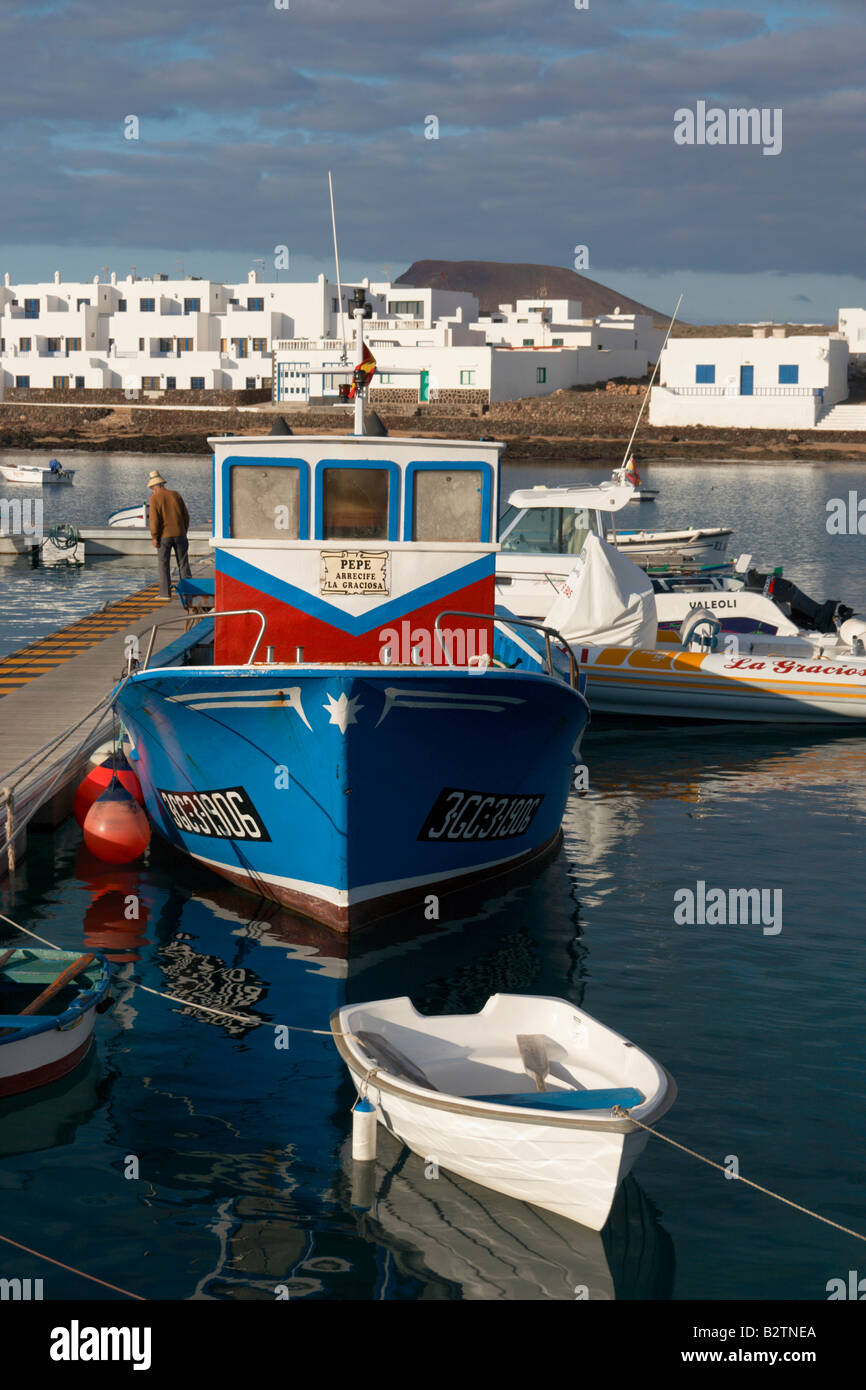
<box><xmin>209</xmin><ymin>432</ymin><xmax>504</xmax><ymax>667</ymax></box>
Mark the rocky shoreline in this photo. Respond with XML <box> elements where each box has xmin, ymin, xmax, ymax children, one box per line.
<box><xmin>2</xmin><ymin>390</ymin><xmax>865</xmax><ymax>463</ymax></box>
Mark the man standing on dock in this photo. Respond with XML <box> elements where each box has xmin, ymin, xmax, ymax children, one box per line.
<box><xmin>148</xmin><ymin>469</ymin><xmax>192</xmax><ymax>598</ymax></box>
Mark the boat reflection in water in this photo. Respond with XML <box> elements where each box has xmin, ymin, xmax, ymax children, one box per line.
<box><xmin>0</xmin><ymin>1045</ymin><xmax>109</xmax><ymax>1159</ymax></box>
<box><xmin>341</xmin><ymin>1130</ymin><xmax>674</xmax><ymax>1301</ymax></box>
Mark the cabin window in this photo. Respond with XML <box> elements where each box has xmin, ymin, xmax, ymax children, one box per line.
<box><xmin>412</xmin><ymin>469</ymin><xmax>483</xmax><ymax>542</ymax></box>
<box><xmin>322</xmin><ymin>468</ymin><xmax>390</xmax><ymax>540</ymax></box>
<box><xmin>500</xmin><ymin>506</ymin><xmax>596</xmax><ymax>554</ymax></box>
<box><xmin>230</xmin><ymin>465</ymin><xmax>301</xmax><ymax>539</ymax></box>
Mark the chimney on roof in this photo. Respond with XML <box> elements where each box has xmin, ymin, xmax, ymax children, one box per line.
<box><xmin>54</xmin><ymin>271</ymin><xmax>61</xmax><ymax>284</ymax></box>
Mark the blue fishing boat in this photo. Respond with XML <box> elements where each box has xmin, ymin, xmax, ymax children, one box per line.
<box><xmin>114</xmin><ymin>311</ymin><xmax>589</xmax><ymax>931</ymax></box>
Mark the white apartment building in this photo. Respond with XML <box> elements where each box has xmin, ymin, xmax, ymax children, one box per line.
<box><xmin>0</xmin><ymin>269</ymin><xmax>661</xmax><ymax>405</ymax></box>
<box><xmin>649</xmin><ymin>329</ymin><xmax>850</xmax><ymax>429</ymax></box>
<box><xmin>838</xmin><ymin>309</ymin><xmax>866</xmax><ymax>373</ymax></box>
<box><xmin>0</xmin><ymin>270</ymin><xmax>425</xmax><ymax>398</ymax></box>
<box><xmin>476</xmin><ymin>299</ymin><xmax>664</xmax><ymax>359</ymax></box>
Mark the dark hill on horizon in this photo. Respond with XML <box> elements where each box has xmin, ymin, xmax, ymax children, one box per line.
<box><xmin>394</xmin><ymin>259</ymin><xmax>676</xmax><ymax>324</ymax></box>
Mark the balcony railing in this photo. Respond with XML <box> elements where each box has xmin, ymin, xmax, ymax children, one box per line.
<box><xmin>660</xmin><ymin>385</ymin><xmax>824</xmax><ymax>398</ymax></box>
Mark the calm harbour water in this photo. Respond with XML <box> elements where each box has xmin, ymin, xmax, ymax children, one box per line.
<box><xmin>0</xmin><ymin>449</ymin><xmax>864</xmax><ymax>1300</ymax></box>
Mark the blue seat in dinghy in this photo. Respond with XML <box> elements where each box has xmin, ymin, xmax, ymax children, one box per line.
<box><xmin>468</xmin><ymin>1086</ymin><xmax>644</xmax><ymax>1112</ymax></box>
<box><xmin>493</xmin><ymin>607</ymin><xmax>587</xmax><ymax>696</ymax></box>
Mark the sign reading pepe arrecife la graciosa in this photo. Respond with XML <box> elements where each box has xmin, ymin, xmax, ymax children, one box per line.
<box><xmin>320</xmin><ymin>550</ymin><xmax>390</xmax><ymax>595</ymax></box>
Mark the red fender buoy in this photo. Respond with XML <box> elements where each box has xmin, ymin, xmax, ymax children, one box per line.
<box><xmin>83</xmin><ymin>777</ymin><xmax>151</xmax><ymax>864</ymax></box>
<box><xmin>74</xmin><ymin>751</ymin><xmax>144</xmax><ymax>828</ymax></box>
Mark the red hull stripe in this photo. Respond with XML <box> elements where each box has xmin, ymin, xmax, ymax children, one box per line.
<box><xmin>0</xmin><ymin>1035</ymin><xmax>93</xmax><ymax>1098</ymax></box>
<box><xmin>214</xmin><ymin>570</ymin><xmax>495</xmax><ymax>665</ymax></box>
<box><xmin>215</xmin><ymin>548</ymin><xmax>493</xmax><ymax>635</ymax></box>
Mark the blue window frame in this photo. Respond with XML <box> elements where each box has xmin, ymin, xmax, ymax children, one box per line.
<box><xmin>221</xmin><ymin>456</ymin><xmax>310</xmax><ymax>540</ymax></box>
<box><xmin>314</xmin><ymin>459</ymin><xmax>400</xmax><ymax>541</ymax></box>
<box><xmin>695</xmin><ymin>364</ymin><xmax>715</xmax><ymax>384</ymax></box>
<box><xmin>403</xmin><ymin>460</ymin><xmax>492</xmax><ymax>542</ymax></box>
<box><xmin>778</xmin><ymin>364</ymin><xmax>799</xmax><ymax>385</ymax></box>
<box><xmin>140</xmin><ymin>298</ymin><xmax>155</xmax><ymax>312</ymax></box>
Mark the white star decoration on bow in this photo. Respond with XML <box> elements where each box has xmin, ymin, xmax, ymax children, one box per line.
<box><xmin>323</xmin><ymin>692</ymin><xmax>363</xmax><ymax>733</ymax></box>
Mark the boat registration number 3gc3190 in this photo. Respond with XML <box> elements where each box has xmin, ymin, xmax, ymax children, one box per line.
<box><xmin>419</xmin><ymin>788</ymin><xmax>544</xmax><ymax>842</ymax></box>
<box><xmin>157</xmin><ymin>786</ymin><xmax>271</xmax><ymax>842</ymax></box>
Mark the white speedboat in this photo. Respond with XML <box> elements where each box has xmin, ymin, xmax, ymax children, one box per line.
<box><xmin>629</xmin><ymin>488</ymin><xmax>659</xmax><ymax>502</ymax></box>
<box><xmin>0</xmin><ymin>460</ymin><xmax>75</xmax><ymax>485</ymax></box>
<box><xmin>497</xmin><ymin>477</ymin><xmax>732</xmax><ymax>617</ymax></box>
<box><xmin>522</xmin><ymin>534</ymin><xmax>866</xmax><ymax>724</ymax></box>
<box><xmin>107</xmin><ymin>502</ymin><xmax>147</xmax><ymax>528</ymax></box>
<box><xmin>332</xmin><ymin>993</ymin><xmax>675</xmax><ymax>1231</ymax></box>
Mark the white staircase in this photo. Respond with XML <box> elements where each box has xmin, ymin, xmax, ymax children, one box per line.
<box><xmin>814</xmin><ymin>401</ymin><xmax>866</xmax><ymax>430</ymax></box>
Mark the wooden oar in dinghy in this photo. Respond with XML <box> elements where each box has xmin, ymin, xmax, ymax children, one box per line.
<box><xmin>0</xmin><ymin>953</ymin><xmax>96</xmax><ymax>1037</ymax></box>
<box><xmin>0</xmin><ymin>949</ymin><xmax>17</xmax><ymax>973</ymax></box>
<box><xmin>19</xmin><ymin>954</ymin><xmax>96</xmax><ymax>1016</ymax></box>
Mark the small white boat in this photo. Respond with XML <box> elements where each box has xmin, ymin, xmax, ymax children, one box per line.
<box><xmin>332</xmin><ymin>993</ymin><xmax>675</xmax><ymax>1231</ymax></box>
<box><xmin>629</xmin><ymin>488</ymin><xmax>659</xmax><ymax>502</ymax></box>
<box><xmin>0</xmin><ymin>949</ymin><xmax>112</xmax><ymax>1098</ymax></box>
<box><xmin>0</xmin><ymin>460</ymin><xmax>75</xmax><ymax>485</ymax></box>
<box><xmin>107</xmin><ymin>502</ymin><xmax>147</xmax><ymax>529</ymax></box>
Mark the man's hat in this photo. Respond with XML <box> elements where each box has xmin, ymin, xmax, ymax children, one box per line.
<box><xmin>147</xmin><ymin>470</ymin><xmax>167</xmax><ymax>487</ymax></box>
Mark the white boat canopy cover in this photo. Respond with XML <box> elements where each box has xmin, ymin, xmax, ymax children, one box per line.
<box><xmin>506</xmin><ymin>479</ymin><xmax>634</xmax><ymax>515</ymax></box>
<box><xmin>543</xmin><ymin>533</ymin><xmax>658</xmax><ymax>648</ymax></box>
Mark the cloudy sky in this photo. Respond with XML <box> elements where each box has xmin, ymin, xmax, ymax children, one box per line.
<box><xmin>2</xmin><ymin>0</ymin><xmax>864</xmax><ymax>321</ymax></box>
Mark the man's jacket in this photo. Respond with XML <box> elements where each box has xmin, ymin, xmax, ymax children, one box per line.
<box><xmin>149</xmin><ymin>489</ymin><xmax>190</xmax><ymax>542</ymax></box>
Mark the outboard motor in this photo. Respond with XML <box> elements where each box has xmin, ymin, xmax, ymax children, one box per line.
<box><xmin>679</xmin><ymin>606</ymin><xmax>721</xmax><ymax>652</ymax></box>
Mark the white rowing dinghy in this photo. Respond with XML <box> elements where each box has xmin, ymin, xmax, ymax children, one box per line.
<box><xmin>332</xmin><ymin>994</ymin><xmax>675</xmax><ymax>1231</ymax></box>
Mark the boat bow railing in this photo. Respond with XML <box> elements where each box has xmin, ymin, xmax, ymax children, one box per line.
<box><xmin>433</xmin><ymin>609</ymin><xmax>584</xmax><ymax>690</ymax></box>
<box><xmin>140</xmin><ymin>608</ymin><xmax>267</xmax><ymax>670</ymax></box>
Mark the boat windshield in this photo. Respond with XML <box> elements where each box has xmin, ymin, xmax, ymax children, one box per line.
<box><xmin>500</xmin><ymin>505</ymin><xmax>597</xmax><ymax>555</ymax></box>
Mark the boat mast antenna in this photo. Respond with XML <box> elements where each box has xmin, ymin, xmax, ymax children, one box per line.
<box><xmin>351</xmin><ymin>288</ymin><xmax>372</xmax><ymax>436</ymax></box>
<box><xmin>616</xmin><ymin>291</ymin><xmax>684</xmax><ymax>478</ymax></box>
<box><xmin>328</xmin><ymin>170</ymin><xmax>348</xmax><ymax>365</ymax></box>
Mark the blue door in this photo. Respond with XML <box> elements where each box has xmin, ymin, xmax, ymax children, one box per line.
<box><xmin>740</xmin><ymin>365</ymin><xmax>754</xmax><ymax>396</ymax></box>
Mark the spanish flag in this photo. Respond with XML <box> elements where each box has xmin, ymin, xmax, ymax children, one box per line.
<box><xmin>624</xmin><ymin>456</ymin><xmax>641</xmax><ymax>488</ymax></box>
<box><xmin>348</xmin><ymin>344</ymin><xmax>377</xmax><ymax>399</ymax></box>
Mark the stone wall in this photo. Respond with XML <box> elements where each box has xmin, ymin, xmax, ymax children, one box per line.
<box><xmin>3</xmin><ymin>386</ymin><xmax>271</xmax><ymax>406</ymax></box>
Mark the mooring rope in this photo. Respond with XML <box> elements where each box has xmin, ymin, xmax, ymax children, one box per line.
<box><xmin>0</xmin><ymin>911</ymin><xmax>332</xmax><ymax>1035</ymax></box>
<box><xmin>610</xmin><ymin>1106</ymin><xmax>866</xmax><ymax>1244</ymax></box>
<box><xmin>0</xmin><ymin>1231</ymin><xmax>144</xmax><ymax>1301</ymax></box>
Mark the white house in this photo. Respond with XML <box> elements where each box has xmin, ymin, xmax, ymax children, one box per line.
<box><xmin>649</xmin><ymin>329</ymin><xmax>849</xmax><ymax>429</ymax></box>
<box><xmin>838</xmin><ymin>309</ymin><xmax>866</xmax><ymax>374</ymax></box>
